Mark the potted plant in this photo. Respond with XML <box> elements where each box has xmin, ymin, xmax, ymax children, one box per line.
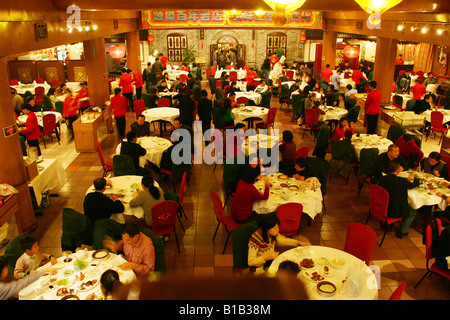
<box><xmin>183</xmin><ymin>46</ymin><xmax>196</xmax><ymax>66</ymax></box>
<box><xmin>274</xmin><ymin>47</ymin><xmax>285</xmax><ymax>59</ymax></box>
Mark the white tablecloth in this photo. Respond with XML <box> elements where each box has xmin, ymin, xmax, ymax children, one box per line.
<box><xmin>399</xmin><ymin>171</ymin><xmax>450</xmax><ymax>211</ymax></box>
<box><xmin>11</xmin><ymin>81</ymin><xmax>51</xmax><ymax>95</ymax></box>
<box><xmin>423</xmin><ymin>109</ymin><xmax>450</xmax><ymax>124</ymax></box>
<box><xmin>18</xmin><ymin>111</ymin><xmax>63</xmax><ymax>127</ymax></box>
<box><xmin>252</xmin><ymin>173</ymin><xmax>323</xmax><ymax>220</ymax></box>
<box><xmin>214</xmin><ymin>69</ymin><xmax>247</xmax><ymax>80</ymax></box>
<box><xmin>116</xmin><ymin>136</ymin><xmax>172</xmax><ymax>168</ymax></box>
<box><xmin>19</xmin><ymin>250</ymin><xmax>136</xmax><ymax>300</ymax></box>
<box><xmin>86</xmin><ymin>175</ymin><xmax>160</xmax><ymax>223</ymax></box>
<box><xmin>242</xmin><ymin>134</ymin><xmax>280</xmax><ymax>158</ymax></box>
<box><xmin>267</xmin><ymin>246</ymin><xmax>378</xmax><ymax>300</ymax></box>
<box><xmin>426</xmin><ymin>84</ymin><xmax>438</xmax><ymax>94</ymax></box>
<box><xmin>234</xmin><ymin>91</ymin><xmax>262</xmax><ymax>105</ymax></box>
<box><xmin>351</xmin><ymin>134</ymin><xmax>393</xmax><ymax>160</ymax></box>
<box><xmin>65</xmin><ymin>82</ymin><xmax>82</xmax><ymax>93</ymax></box>
<box><xmin>231</xmin><ymin>106</ymin><xmax>268</xmax><ymax>125</ymax></box>
<box><xmin>141</xmin><ymin>107</ymin><xmax>180</xmax><ymax>125</ymax></box>
<box><xmin>164</xmin><ymin>70</ymin><xmax>189</xmax><ymax>81</ymax></box>
<box><xmin>29</xmin><ymin>159</ymin><xmax>67</xmax><ymax>206</ymax></box>
<box><xmin>319</xmin><ymin>106</ymin><xmax>348</xmax><ymax>122</ymax></box>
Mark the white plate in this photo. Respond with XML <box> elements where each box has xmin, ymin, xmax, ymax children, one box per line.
<box><xmin>329</xmin><ymin>256</ymin><xmax>346</xmax><ymax>269</ymax></box>
<box><xmin>301</xmin><ymin>269</ymin><xmax>325</xmax><ymax>283</ymax></box>
<box><xmin>77</xmin><ymin>279</ymin><xmax>100</xmax><ymax>292</ymax></box>
<box><xmin>55</xmin><ymin>277</ymin><xmax>75</xmax><ymax>288</ymax></box>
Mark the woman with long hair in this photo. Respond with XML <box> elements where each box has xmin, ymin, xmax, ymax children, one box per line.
<box><xmin>129</xmin><ymin>176</ymin><xmax>164</xmax><ymax>228</ymax></box>
<box><xmin>100</xmin><ymin>269</ymin><xmax>123</xmax><ymax>300</ymax></box>
<box><xmin>248</xmin><ymin>215</ymin><xmax>310</xmax><ymax>271</ymax></box>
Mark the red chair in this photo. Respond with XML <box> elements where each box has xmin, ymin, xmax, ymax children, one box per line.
<box><xmin>276</xmin><ymin>203</ymin><xmax>303</xmax><ymax>236</ymax></box>
<box><xmin>440</xmin><ymin>155</ymin><xmax>450</xmax><ymax>181</ymax></box>
<box><xmin>134</xmin><ymin>99</ymin><xmax>145</xmax><ymax>116</ymax></box>
<box><xmin>157</xmin><ymin>97</ymin><xmax>171</xmax><ymax>108</ymax></box>
<box><xmin>255</xmin><ymin>107</ymin><xmax>277</xmax><ymax>132</ymax></box>
<box><xmin>210</xmin><ymin>66</ymin><xmax>217</xmax><ymax>77</ymax></box>
<box><xmin>365</xmin><ymin>184</ymin><xmax>400</xmax><ymax>246</ymax></box>
<box><xmin>34</xmin><ymin>86</ymin><xmax>45</xmax><ymax>104</ymax></box>
<box><xmin>177</xmin><ymin>172</ymin><xmax>188</xmax><ymax>223</ymax></box>
<box><xmin>398</xmin><ymin>70</ymin><xmax>406</xmax><ymax>76</ymax></box>
<box><xmin>226</xmin><ymin>65</ymin><xmax>234</xmax><ymax>70</ymax></box>
<box><xmin>215</xmin><ymin>80</ymin><xmax>223</xmax><ymax>89</ymax></box>
<box><xmin>151</xmin><ymin>200</ymin><xmax>181</xmax><ymax>253</ymax></box>
<box><xmin>416</xmin><ymin>70</ymin><xmax>424</xmax><ymax>80</ymax></box>
<box><xmin>389</xmin><ymin>282</ymin><xmax>407</xmax><ymax>300</ymax></box>
<box><xmin>179</xmin><ymin>73</ymin><xmax>187</xmax><ymax>83</ymax></box>
<box><xmin>236</xmin><ymin>97</ymin><xmax>249</xmax><ymax>105</ymax></box>
<box><xmin>9</xmin><ymin>79</ymin><xmax>19</xmax><ymax>86</ymax></box>
<box><xmin>206</xmin><ymin>67</ymin><xmax>210</xmax><ymax>79</ymax></box>
<box><xmin>211</xmin><ymin>190</ymin><xmax>242</xmax><ymax>254</ymax></box>
<box><xmin>344</xmin><ymin>72</ymin><xmax>351</xmax><ymax>79</ymax></box>
<box><xmin>40</xmin><ymin>113</ymin><xmax>60</xmax><ymax>148</ymax></box>
<box><xmin>427</xmin><ymin>111</ymin><xmax>448</xmax><ymax>144</ymax></box>
<box><xmin>295</xmin><ymin>146</ymin><xmax>309</xmax><ymax>160</ymax></box>
<box><xmin>229</xmin><ymin>71</ymin><xmax>238</xmax><ymax>82</ymax></box>
<box><xmin>285</xmin><ymin>70</ymin><xmax>294</xmax><ymax>81</ymax></box>
<box><xmin>344</xmin><ymin>223</ymin><xmax>377</xmax><ymax>265</ymax></box>
<box><xmin>224</xmin><ymin>85</ymin><xmax>231</xmax><ymax>97</ymax></box>
<box><xmin>415</xmin><ymin>218</ymin><xmax>450</xmax><ymax>288</ymax></box>
<box><xmin>35</xmin><ymin>78</ymin><xmax>45</xmax><ymax>84</ymax></box>
<box><xmin>243</xmin><ymin>66</ymin><xmax>250</xmax><ymax>72</ymax></box>
<box><xmin>302</xmin><ymin>108</ymin><xmax>322</xmax><ymax>140</ymax></box>
<box><xmin>96</xmin><ymin>140</ymin><xmax>113</xmax><ymax>177</ymax></box>
<box><xmin>51</xmin><ymin>79</ymin><xmax>60</xmax><ymax>87</ymax></box>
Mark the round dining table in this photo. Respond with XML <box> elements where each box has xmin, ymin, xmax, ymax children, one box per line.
<box><xmin>318</xmin><ymin>106</ymin><xmax>348</xmax><ymax>122</ymax></box>
<box><xmin>214</xmin><ymin>68</ymin><xmax>247</xmax><ymax>80</ymax></box>
<box><xmin>267</xmin><ymin>246</ymin><xmax>379</xmax><ymax>300</ymax></box>
<box><xmin>141</xmin><ymin>107</ymin><xmax>180</xmax><ymax>137</ymax></box>
<box><xmin>234</xmin><ymin>91</ymin><xmax>262</xmax><ymax>105</ymax></box>
<box><xmin>18</xmin><ymin>250</ymin><xmax>136</xmax><ymax>300</ymax></box>
<box><xmin>231</xmin><ymin>106</ymin><xmax>268</xmax><ymax>128</ymax></box>
<box><xmin>11</xmin><ymin>81</ymin><xmax>51</xmax><ymax>95</ymax></box>
<box><xmin>86</xmin><ymin>175</ymin><xmax>160</xmax><ymax>224</ymax></box>
<box><xmin>350</xmin><ymin>134</ymin><xmax>393</xmax><ymax>160</ymax></box>
<box><xmin>116</xmin><ymin>136</ymin><xmax>172</xmax><ymax>168</ymax></box>
<box><xmin>422</xmin><ymin>108</ymin><xmax>450</xmax><ymax>124</ymax></box>
<box><xmin>252</xmin><ymin>173</ymin><xmax>323</xmax><ymax>220</ymax></box>
<box><xmin>17</xmin><ymin>111</ymin><xmax>63</xmax><ymax>127</ymax></box>
<box><xmin>164</xmin><ymin>69</ymin><xmax>189</xmax><ymax>81</ymax></box>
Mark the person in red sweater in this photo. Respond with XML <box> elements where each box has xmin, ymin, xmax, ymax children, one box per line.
<box><xmin>279</xmin><ymin>130</ymin><xmax>297</xmax><ymax>172</ymax></box>
<box><xmin>351</xmin><ymin>67</ymin><xmax>367</xmax><ymax>93</ymax></box>
<box><xmin>395</xmin><ymin>134</ymin><xmax>424</xmax><ymax>167</ymax></box>
<box><xmin>246</xmin><ymin>67</ymin><xmax>258</xmax><ymax>91</ymax></box>
<box><xmin>130</xmin><ymin>69</ymin><xmax>144</xmax><ymax>100</ymax></box>
<box><xmin>110</xmin><ymin>87</ymin><xmax>128</xmax><ymax>140</ymax></box>
<box><xmin>321</xmin><ymin>64</ymin><xmax>333</xmax><ymax>83</ymax></box>
<box><xmin>76</xmin><ymin>81</ymin><xmax>90</xmax><ymax>112</ymax></box>
<box><xmin>410</xmin><ymin>78</ymin><xmax>427</xmax><ymax>101</ymax></box>
<box><xmin>119</xmin><ymin>68</ymin><xmax>134</xmax><ymax>111</ymax></box>
<box><xmin>20</xmin><ymin>104</ymin><xmax>42</xmax><ymax>156</ymax></box>
<box><xmin>365</xmin><ymin>81</ymin><xmax>382</xmax><ymax>134</ymax></box>
<box><xmin>63</xmin><ymin>89</ymin><xmax>80</xmax><ymax>138</ymax></box>
<box><xmin>159</xmin><ymin>53</ymin><xmax>169</xmax><ymax>68</ymax></box>
<box><xmin>332</xmin><ymin>117</ymin><xmax>355</xmax><ymax>141</ymax></box>
<box><xmin>231</xmin><ymin>168</ymin><xmax>270</xmax><ymax>224</ymax></box>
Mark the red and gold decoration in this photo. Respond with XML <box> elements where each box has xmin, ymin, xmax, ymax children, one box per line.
<box><xmin>108</xmin><ymin>44</ymin><xmax>126</xmax><ymax>59</ymax></box>
<box><xmin>343</xmin><ymin>45</ymin><xmax>360</xmax><ymax>59</ymax></box>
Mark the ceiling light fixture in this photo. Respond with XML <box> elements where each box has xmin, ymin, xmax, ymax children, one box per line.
<box><xmin>354</xmin><ymin>0</ymin><xmax>403</xmax><ymax>15</ymax></box>
<box><xmin>421</xmin><ymin>25</ymin><xmax>428</xmax><ymax>33</ymax></box>
<box><xmin>262</xmin><ymin>0</ymin><xmax>307</xmax><ymax>26</ymax></box>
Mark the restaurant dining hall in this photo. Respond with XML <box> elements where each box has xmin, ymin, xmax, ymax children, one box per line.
<box><xmin>0</xmin><ymin>0</ymin><xmax>449</xmax><ymax>304</ymax></box>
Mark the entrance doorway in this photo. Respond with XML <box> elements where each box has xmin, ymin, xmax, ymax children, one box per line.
<box><xmin>210</xmin><ymin>35</ymin><xmax>246</xmax><ymax>69</ymax></box>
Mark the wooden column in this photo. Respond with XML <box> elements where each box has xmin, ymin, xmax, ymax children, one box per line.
<box><xmin>373</xmin><ymin>37</ymin><xmax>399</xmax><ymax>106</ymax></box>
<box><xmin>0</xmin><ymin>57</ymin><xmax>36</xmax><ymax>233</ymax></box>
<box><xmin>125</xmin><ymin>31</ymin><xmax>141</xmax><ymax>74</ymax></box>
<box><xmin>83</xmin><ymin>37</ymin><xmax>110</xmax><ymax>107</ymax></box>
<box><xmin>322</xmin><ymin>30</ymin><xmax>338</xmax><ymax>70</ymax></box>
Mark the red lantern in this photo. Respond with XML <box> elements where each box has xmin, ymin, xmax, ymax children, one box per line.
<box><xmin>147</xmin><ymin>33</ymin><xmax>154</xmax><ymax>42</ymax></box>
<box><xmin>343</xmin><ymin>45</ymin><xmax>360</xmax><ymax>59</ymax></box>
<box><xmin>300</xmin><ymin>34</ymin><xmax>307</xmax><ymax>42</ymax></box>
<box><xmin>108</xmin><ymin>44</ymin><xmax>126</xmax><ymax>59</ymax></box>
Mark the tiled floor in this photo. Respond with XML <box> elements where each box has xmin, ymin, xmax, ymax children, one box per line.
<box><xmin>10</xmin><ymin>83</ymin><xmax>450</xmax><ymax>300</ymax></box>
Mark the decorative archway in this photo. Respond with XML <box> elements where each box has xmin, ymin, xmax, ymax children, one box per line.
<box><xmin>217</xmin><ymin>35</ymin><xmax>239</xmax><ymax>50</ymax></box>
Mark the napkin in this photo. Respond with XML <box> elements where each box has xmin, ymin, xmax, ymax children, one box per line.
<box><xmin>341</xmin><ymin>264</ymin><xmax>360</xmax><ymax>298</ymax></box>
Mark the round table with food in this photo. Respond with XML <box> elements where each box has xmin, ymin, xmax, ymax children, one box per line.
<box><xmin>399</xmin><ymin>170</ymin><xmax>450</xmax><ymax>211</ymax></box>
<box><xmin>253</xmin><ymin>173</ymin><xmax>323</xmax><ymax>220</ymax></box>
<box><xmin>18</xmin><ymin>249</ymin><xmax>136</xmax><ymax>300</ymax></box>
<box><xmin>242</xmin><ymin>134</ymin><xmax>280</xmax><ymax>157</ymax></box>
<box><xmin>116</xmin><ymin>136</ymin><xmax>172</xmax><ymax>168</ymax></box>
<box><xmin>141</xmin><ymin>107</ymin><xmax>180</xmax><ymax>136</ymax></box>
<box><xmin>11</xmin><ymin>81</ymin><xmax>51</xmax><ymax>95</ymax></box>
<box><xmin>267</xmin><ymin>246</ymin><xmax>379</xmax><ymax>300</ymax></box>
<box><xmin>163</xmin><ymin>70</ymin><xmax>189</xmax><ymax>81</ymax></box>
<box><xmin>86</xmin><ymin>175</ymin><xmax>160</xmax><ymax>224</ymax></box>
<box><xmin>214</xmin><ymin>69</ymin><xmax>247</xmax><ymax>80</ymax></box>
<box><xmin>231</xmin><ymin>106</ymin><xmax>268</xmax><ymax>128</ymax></box>
<box><xmin>351</xmin><ymin>134</ymin><xmax>393</xmax><ymax>160</ymax></box>
<box><xmin>318</xmin><ymin>106</ymin><xmax>348</xmax><ymax>122</ymax></box>
<box><xmin>234</xmin><ymin>91</ymin><xmax>262</xmax><ymax>106</ymax></box>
